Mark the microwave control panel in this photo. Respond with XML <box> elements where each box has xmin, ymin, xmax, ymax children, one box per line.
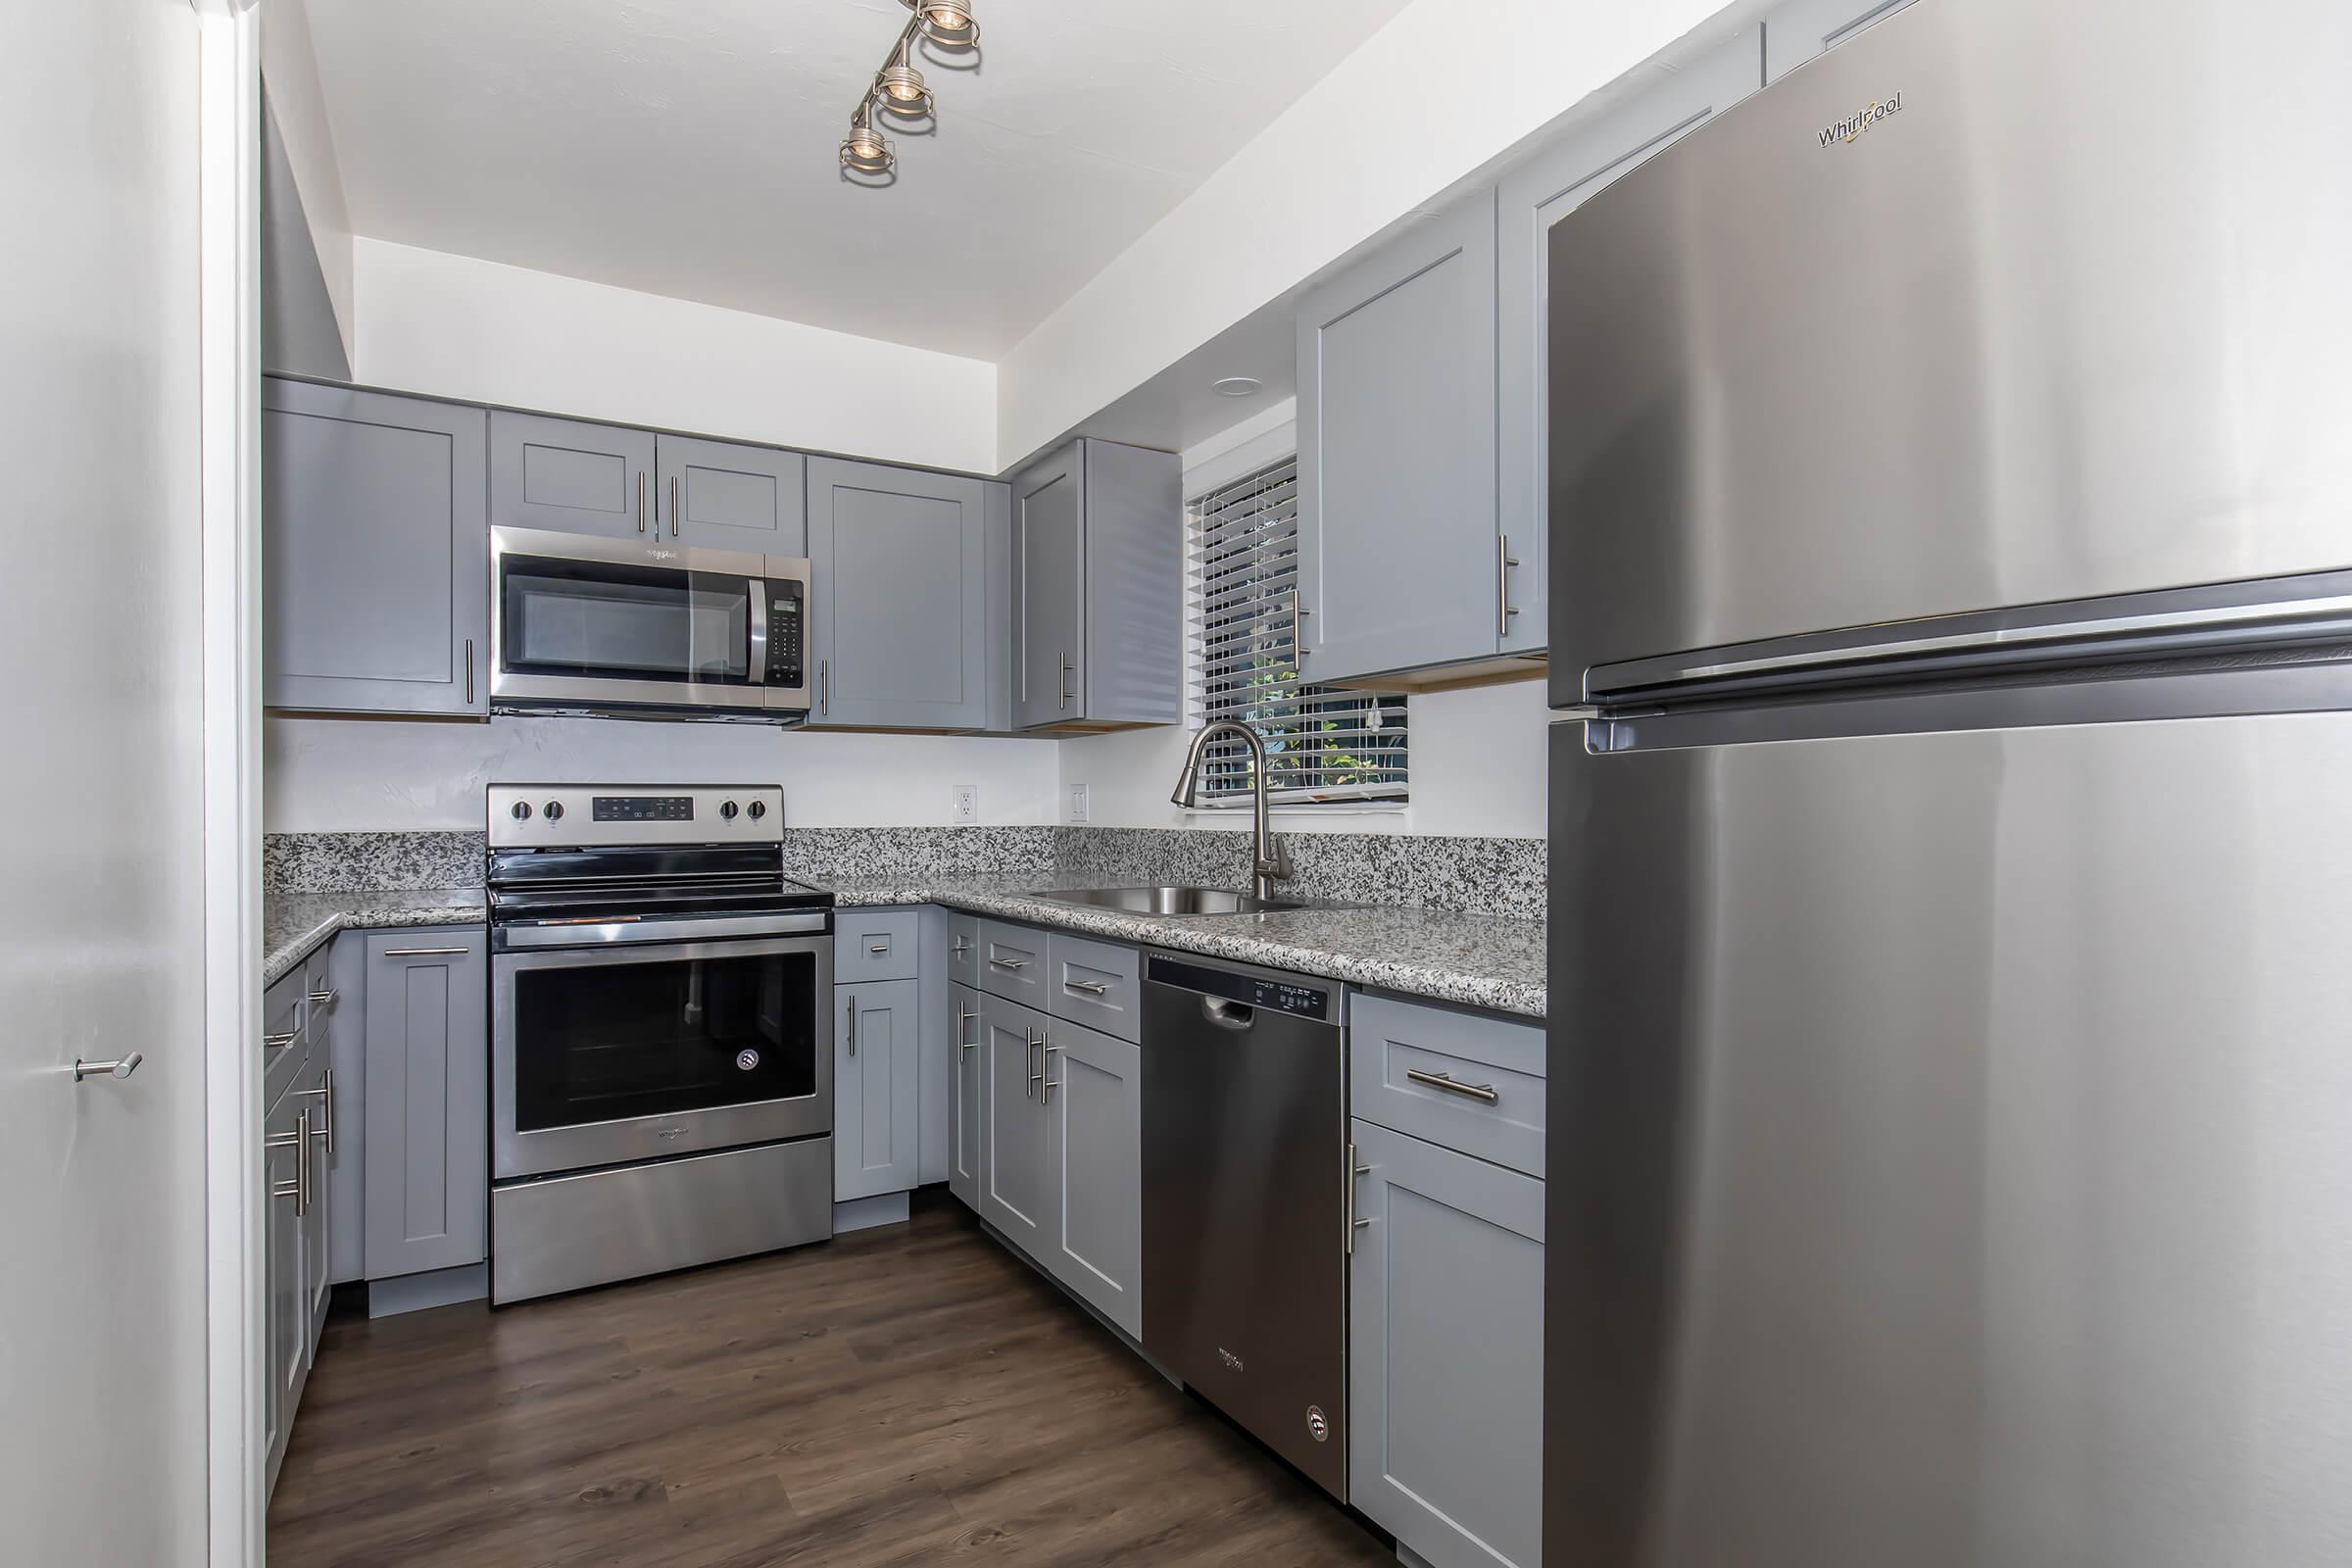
<box><xmin>766</xmin><ymin>581</ymin><xmax>805</xmax><ymax>688</ymax></box>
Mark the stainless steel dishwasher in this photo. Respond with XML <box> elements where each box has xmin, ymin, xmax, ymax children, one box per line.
<box><xmin>1142</xmin><ymin>949</ymin><xmax>1348</xmax><ymax>1500</ymax></box>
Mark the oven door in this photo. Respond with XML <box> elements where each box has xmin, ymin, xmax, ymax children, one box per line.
<box><xmin>492</xmin><ymin>931</ymin><xmax>833</xmax><ymax>1180</ymax></box>
<box><xmin>491</xmin><ymin>526</ymin><xmax>773</xmax><ymax>712</ymax></box>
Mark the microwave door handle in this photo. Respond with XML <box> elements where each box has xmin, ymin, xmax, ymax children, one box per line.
<box><xmin>749</xmin><ymin>579</ymin><xmax>769</xmax><ymax>686</ymax></box>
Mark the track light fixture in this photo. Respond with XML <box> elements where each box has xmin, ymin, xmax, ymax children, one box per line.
<box><xmin>840</xmin><ymin>1</ymin><xmax>980</xmax><ymax>181</ymax></box>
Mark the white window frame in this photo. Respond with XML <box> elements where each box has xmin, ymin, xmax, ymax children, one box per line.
<box><xmin>1184</xmin><ymin>451</ymin><xmax>1408</xmax><ymax>810</ymax></box>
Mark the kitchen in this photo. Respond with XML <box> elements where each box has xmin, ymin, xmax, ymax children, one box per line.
<box><xmin>10</xmin><ymin>1</ymin><xmax>2352</xmax><ymax>1565</ymax></box>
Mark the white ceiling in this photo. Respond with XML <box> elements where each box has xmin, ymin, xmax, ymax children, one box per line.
<box><xmin>301</xmin><ymin>0</ymin><xmax>1413</xmax><ymax>362</ymax></box>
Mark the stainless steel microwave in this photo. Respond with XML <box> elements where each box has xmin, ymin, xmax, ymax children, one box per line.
<box><xmin>489</xmin><ymin>527</ymin><xmax>811</xmax><ymax>719</ymax></box>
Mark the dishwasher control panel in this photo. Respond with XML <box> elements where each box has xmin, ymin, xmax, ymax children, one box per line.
<box><xmin>1148</xmin><ymin>955</ymin><xmax>1334</xmax><ymax>1021</ymax></box>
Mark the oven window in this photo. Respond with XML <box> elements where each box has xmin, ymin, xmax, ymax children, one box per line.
<box><xmin>512</xmin><ymin>948</ymin><xmax>817</xmax><ymax>1131</ymax></box>
<box><xmin>502</xmin><ymin>555</ymin><xmax>753</xmax><ymax>685</ymax></box>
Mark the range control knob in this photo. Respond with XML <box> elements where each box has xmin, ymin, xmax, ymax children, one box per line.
<box><xmin>719</xmin><ymin>801</ymin><xmax>740</xmax><ymax>821</ymax></box>
<box><xmin>510</xmin><ymin>801</ymin><xmax>532</xmax><ymax>821</ymax></box>
<box><xmin>747</xmin><ymin>801</ymin><xmax>767</xmax><ymax>820</ymax></box>
<box><xmin>543</xmin><ymin>801</ymin><xmax>564</xmax><ymax>821</ymax></box>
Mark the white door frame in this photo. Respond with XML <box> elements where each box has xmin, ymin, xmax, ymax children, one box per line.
<box><xmin>193</xmin><ymin>1</ymin><xmax>265</xmax><ymax>1564</ymax></box>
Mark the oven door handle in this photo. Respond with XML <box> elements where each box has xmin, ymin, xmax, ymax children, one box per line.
<box><xmin>497</xmin><ymin>911</ymin><xmax>830</xmax><ymax>949</ymax></box>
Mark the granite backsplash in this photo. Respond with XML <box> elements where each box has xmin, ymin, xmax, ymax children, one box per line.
<box><xmin>263</xmin><ymin>824</ymin><xmax>1543</xmax><ymax>919</ymax></box>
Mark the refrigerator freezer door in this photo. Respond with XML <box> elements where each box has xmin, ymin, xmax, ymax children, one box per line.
<box><xmin>1545</xmin><ymin>711</ymin><xmax>2352</xmax><ymax>1565</ymax></box>
<box><xmin>1546</xmin><ymin>0</ymin><xmax>2352</xmax><ymax>704</ymax></box>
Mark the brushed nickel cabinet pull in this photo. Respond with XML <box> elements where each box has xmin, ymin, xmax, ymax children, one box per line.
<box><xmin>1405</xmin><ymin>1067</ymin><xmax>1500</xmax><ymax>1105</ymax></box>
<box><xmin>670</xmin><ymin>474</ymin><xmax>681</xmax><ymax>537</ymax></box>
<box><xmin>464</xmin><ymin>639</ymin><xmax>475</xmax><ymax>706</ymax></box>
<box><xmin>266</xmin><ymin>1109</ymin><xmax>311</xmax><ymax>1214</ymax></box>
<box><xmin>382</xmin><ymin>946</ymin><xmax>468</xmax><ymax>957</ymax></box>
<box><xmin>1345</xmin><ymin>1142</ymin><xmax>1373</xmax><ymax>1255</ymax></box>
<box><xmin>1059</xmin><ymin>651</ymin><xmax>1074</xmax><ymax>710</ymax></box>
<box><xmin>1496</xmin><ymin>534</ymin><xmax>1521</xmax><ymax>639</ymax></box>
<box><xmin>637</xmin><ymin>470</ymin><xmax>647</xmax><ymax>532</ymax></box>
<box><xmin>1027</xmin><ymin>1032</ymin><xmax>1046</xmax><ymax>1099</ymax></box>
<box><xmin>1042</xmin><ymin>1039</ymin><xmax>1063</xmax><ymax>1104</ymax></box>
<box><xmin>1063</xmin><ymin>977</ymin><xmax>1110</xmax><ymax>997</ymax></box>
<box><xmin>990</xmin><ymin>956</ymin><xmax>1028</xmax><ymax>972</ymax></box>
<box><xmin>293</xmin><ymin>1068</ymin><xmax>335</xmax><ymax>1155</ymax></box>
<box><xmin>262</xmin><ymin>1029</ymin><xmax>299</xmax><ymax>1052</ymax></box>
<box><xmin>1290</xmin><ymin>586</ymin><xmax>1310</xmax><ymax>658</ymax></box>
<box><xmin>847</xmin><ymin>994</ymin><xmax>858</xmax><ymax>1057</ymax></box>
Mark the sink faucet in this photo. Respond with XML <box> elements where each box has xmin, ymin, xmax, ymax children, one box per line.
<box><xmin>1169</xmin><ymin>720</ymin><xmax>1295</xmax><ymax>902</ymax></box>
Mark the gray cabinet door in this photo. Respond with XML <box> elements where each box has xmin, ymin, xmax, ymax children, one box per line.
<box><xmin>979</xmin><ymin>991</ymin><xmax>1054</xmax><ymax>1255</ymax></box>
<box><xmin>836</xmin><ymin>978</ymin><xmax>919</xmax><ymax>1200</ymax></box>
<box><xmin>1348</xmin><ymin>1119</ymin><xmax>1544</xmax><ymax>1568</ymax></box>
<box><xmin>361</xmin><ymin>929</ymin><xmax>488</xmax><ymax>1280</ymax></box>
<box><xmin>949</xmin><ymin>980</ymin><xmax>984</xmax><ymax>1210</ymax></box>
<box><xmin>807</xmin><ymin>457</ymin><xmax>989</xmax><ymax>731</ymax></box>
<box><xmin>655</xmin><ymin>433</ymin><xmax>807</xmax><ymax>554</ymax></box>
<box><xmin>262</xmin><ymin>1080</ymin><xmax>305</xmax><ymax>1494</ymax></box>
<box><xmin>1011</xmin><ymin>443</ymin><xmax>1086</xmax><ymax>730</ymax></box>
<box><xmin>1046</xmin><ymin>1017</ymin><xmax>1142</xmax><ymax>1340</ymax></box>
<box><xmin>263</xmin><ymin>379</ymin><xmax>488</xmax><ymax>716</ymax></box>
<box><xmin>1497</xmin><ymin>31</ymin><xmax>1759</xmax><ymax>659</ymax></box>
<box><xmin>1297</xmin><ymin>189</ymin><xmax>1500</xmax><ymax>685</ymax></box>
<box><xmin>489</xmin><ymin>410</ymin><xmax>655</xmax><ymax>539</ymax></box>
<box><xmin>1762</xmin><ymin>0</ymin><xmax>1921</xmax><ymax>80</ymax></box>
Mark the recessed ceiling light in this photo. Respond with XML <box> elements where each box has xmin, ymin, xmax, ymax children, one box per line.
<box><xmin>1211</xmin><ymin>377</ymin><xmax>1263</xmax><ymax>399</ymax></box>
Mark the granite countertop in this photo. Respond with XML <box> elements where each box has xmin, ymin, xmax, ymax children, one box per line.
<box><xmin>816</xmin><ymin>878</ymin><xmax>1546</xmax><ymax>1019</ymax></box>
<box><xmin>263</xmin><ymin>888</ymin><xmax>488</xmax><ymax>987</ymax></box>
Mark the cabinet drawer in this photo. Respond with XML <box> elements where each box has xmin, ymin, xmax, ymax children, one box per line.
<box><xmin>977</xmin><ymin>920</ymin><xmax>1049</xmax><ymax>1006</ymax></box>
<box><xmin>1350</xmin><ymin>993</ymin><xmax>1545</xmax><ymax>1176</ymax></box>
<box><xmin>262</xmin><ymin>964</ymin><xmax>310</xmax><ymax>1105</ymax></box>
<box><xmin>835</xmin><ymin>908</ymin><xmax>919</xmax><ymax>984</ymax></box>
<box><xmin>946</xmin><ymin>911</ymin><xmax>980</xmax><ymax>990</ymax></box>
<box><xmin>1047</xmin><ymin>932</ymin><xmax>1142</xmax><ymax>1043</ymax></box>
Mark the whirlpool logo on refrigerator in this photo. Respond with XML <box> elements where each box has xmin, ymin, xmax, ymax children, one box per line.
<box><xmin>1820</xmin><ymin>91</ymin><xmax>1903</xmax><ymax>147</ymax></box>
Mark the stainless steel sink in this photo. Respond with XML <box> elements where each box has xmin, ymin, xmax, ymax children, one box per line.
<box><xmin>1026</xmin><ymin>885</ymin><xmax>1312</xmax><ymax>916</ymax></box>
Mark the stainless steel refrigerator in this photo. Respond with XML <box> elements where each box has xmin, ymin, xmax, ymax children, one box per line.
<box><xmin>1543</xmin><ymin>0</ymin><xmax>2352</xmax><ymax>1562</ymax></box>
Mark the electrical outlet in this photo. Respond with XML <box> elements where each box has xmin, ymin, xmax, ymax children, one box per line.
<box><xmin>952</xmin><ymin>785</ymin><xmax>978</xmax><ymax>825</ymax></box>
<box><xmin>1067</xmin><ymin>783</ymin><xmax>1091</xmax><ymax>824</ymax></box>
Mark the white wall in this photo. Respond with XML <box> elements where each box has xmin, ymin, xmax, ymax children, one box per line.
<box><xmin>353</xmin><ymin>239</ymin><xmax>998</xmax><ymax>474</ymax></box>
<box><xmin>1054</xmin><ymin>413</ymin><xmax>1552</xmax><ymax>841</ymax></box>
<box><xmin>996</xmin><ymin>0</ymin><xmax>1735</xmax><ymax>465</ymax></box>
<box><xmin>260</xmin><ymin>0</ymin><xmax>354</xmax><ymax>368</ymax></box>
<box><xmin>265</xmin><ymin>715</ymin><xmax>1061</xmax><ymax>833</ymax></box>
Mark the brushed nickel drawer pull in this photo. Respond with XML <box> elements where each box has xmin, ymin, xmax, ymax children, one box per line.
<box><xmin>990</xmin><ymin>956</ymin><xmax>1028</xmax><ymax>971</ymax></box>
<box><xmin>866</xmin><ymin>939</ymin><xmax>890</xmax><ymax>955</ymax></box>
<box><xmin>381</xmin><ymin>946</ymin><xmax>467</xmax><ymax>957</ymax></box>
<box><xmin>1063</xmin><ymin>978</ymin><xmax>1110</xmax><ymax>996</ymax></box>
<box><xmin>294</xmin><ymin>1068</ymin><xmax>336</xmax><ymax>1154</ymax></box>
<box><xmin>1406</xmin><ymin>1068</ymin><xmax>1500</xmax><ymax>1105</ymax></box>
<box><xmin>263</xmin><ymin>1029</ymin><xmax>299</xmax><ymax>1052</ymax></box>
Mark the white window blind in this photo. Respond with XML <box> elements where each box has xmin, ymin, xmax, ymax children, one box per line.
<box><xmin>1185</xmin><ymin>456</ymin><xmax>1408</xmax><ymax>807</ymax></box>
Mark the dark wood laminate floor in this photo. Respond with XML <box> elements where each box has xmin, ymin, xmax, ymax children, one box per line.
<box><xmin>270</xmin><ymin>1192</ymin><xmax>1393</xmax><ymax>1568</ymax></box>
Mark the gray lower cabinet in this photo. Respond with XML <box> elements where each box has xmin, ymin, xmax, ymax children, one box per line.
<box><xmin>1043</xmin><ymin>1017</ymin><xmax>1142</xmax><ymax>1340</ymax></box>
<box><xmin>1009</xmin><ymin>438</ymin><xmax>1183</xmax><ymax>732</ymax></box>
<box><xmin>1349</xmin><ymin>1118</ymin><xmax>1545</xmax><ymax>1568</ymax></box>
<box><xmin>263</xmin><ymin>378</ymin><xmax>488</xmax><ymax>716</ymax></box>
<box><xmin>655</xmin><ymin>432</ymin><xmax>807</xmax><ymax>553</ymax></box>
<box><xmin>262</xmin><ymin>1074</ymin><xmax>307</xmax><ymax>1493</ymax></box>
<box><xmin>979</xmin><ymin>991</ymin><xmax>1054</xmax><ymax>1255</ymax></box>
<box><xmin>489</xmin><ymin>410</ymin><xmax>656</xmax><ymax>539</ymax></box>
<box><xmin>949</xmin><ymin>980</ymin><xmax>984</xmax><ymax>1208</ymax></box>
<box><xmin>361</xmin><ymin>929</ymin><xmax>488</xmax><ymax>1281</ymax></box>
<box><xmin>836</xmin><ymin>978</ymin><xmax>920</xmax><ymax>1201</ymax></box>
<box><xmin>1496</xmin><ymin>30</ymin><xmax>1760</xmax><ymax>662</ymax></box>
<box><xmin>1296</xmin><ymin>190</ymin><xmax>1504</xmax><ymax>687</ymax></box>
<box><xmin>1763</xmin><ymin>0</ymin><xmax>1922</xmax><ymax>80</ymax></box>
<box><xmin>807</xmin><ymin>457</ymin><xmax>993</xmax><ymax>731</ymax></box>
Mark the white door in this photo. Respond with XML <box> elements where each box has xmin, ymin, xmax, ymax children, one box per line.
<box><xmin>0</xmin><ymin>2</ymin><xmax>215</xmax><ymax>1563</ymax></box>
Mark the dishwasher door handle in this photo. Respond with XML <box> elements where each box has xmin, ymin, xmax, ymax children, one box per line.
<box><xmin>1200</xmin><ymin>997</ymin><xmax>1255</xmax><ymax>1031</ymax></box>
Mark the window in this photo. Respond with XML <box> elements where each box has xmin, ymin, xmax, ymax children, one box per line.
<box><xmin>1186</xmin><ymin>456</ymin><xmax>1408</xmax><ymax>807</ymax></box>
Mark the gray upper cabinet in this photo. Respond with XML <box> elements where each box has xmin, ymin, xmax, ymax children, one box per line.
<box><xmin>1763</xmin><ymin>0</ymin><xmax>1920</xmax><ymax>80</ymax></box>
<box><xmin>949</xmin><ymin>980</ymin><xmax>984</xmax><ymax>1210</ymax></box>
<box><xmin>1010</xmin><ymin>438</ymin><xmax>1183</xmax><ymax>733</ymax></box>
<box><xmin>1349</xmin><ymin>1118</ymin><xmax>1545</xmax><ymax>1568</ymax></box>
<box><xmin>263</xmin><ymin>379</ymin><xmax>488</xmax><ymax>717</ymax></box>
<box><xmin>980</xmin><ymin>991</ymin><xmax>1054</xmax><ymax>1255</ymax></box>
<box><xmin>1497</xmin><ymin>31</ymin><xmax>1760</xmax><ymax>661</ymax></box>
<box><xmin>361</xmin><ymin>929</ymin><xmax>488</xmax><ymax>1281</ymax></box>
<box><xmin>489</xmin><ymin>411</ymin><xmax>655</xmax><ymax>539</ymax></box>
<box><xmin>1296</xmin><ymin>190</ymin><xmax>1505</xmax><ymax>686</ymax></box>
<box><xmin>655</xmin><ymin>433</ymin><xmax>807</xmax><ymax>554</ymax></box>
<box><xmin>836</xmin><ymin>979</ymin><xmax>920</xmax><ymax>1201</ymax></box>
<box><xmin>807</xmin><ymin>457</ymin><xmax>991</xmax><ymax>731</ymax></box>
<box><xmin>1045</xmin><ymin>1017</ymin><xmax>1142</xmax><ymax>1340</ymax></box>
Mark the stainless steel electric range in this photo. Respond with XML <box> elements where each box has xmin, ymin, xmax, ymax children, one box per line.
<box><xmin>485</xmin><ymin>783</ymin><xmax>834</xmax><ymax>1304</ymax></box>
